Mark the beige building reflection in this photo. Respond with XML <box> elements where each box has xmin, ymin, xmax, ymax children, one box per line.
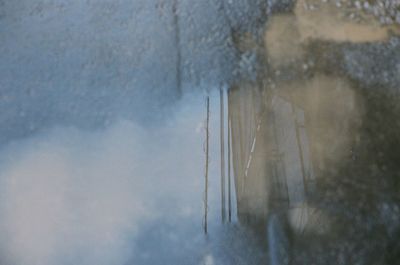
<box><xmin>228</xmin><ymin>0</ymin><xmax>398</xmax><ymax>239</ymax></box>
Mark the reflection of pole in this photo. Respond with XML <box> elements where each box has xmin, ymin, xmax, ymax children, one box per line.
<box><xmin>220</xmin><ymin>87</ymin><xmax>226</xmax><ymax>223</ymax></box>
<box><xmin>172</xmin><ymin>0</ymin><xmax>182</xmax><ymax>96</ymax></box>
<box><xmin>204</xmin><ymin>96</ymin><xmax>210</xmax><ymax>235</ymax></box>
<box><xmin>227</xmin><ymin>89</ymin><xmax>232</xmax><ymax>223</ymax></box>
<box><xmin>291</xmin><ymin>104</ymin><xmax>308</xmax><ymax>196</ymax></box>
<box><xmin>218</xmin><ymin>0</ymin><xmax>233</xmax><ymax>31</ymax></box>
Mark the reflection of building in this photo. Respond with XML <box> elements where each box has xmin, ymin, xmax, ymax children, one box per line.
<box><xmin>225</xmin><ymin>0</ymin><xmax>380</xmax><ymax>227</ymax></box>
<box><xmin>224</xmin><ymin>0</ymin><xmax>393</xmax><ymax>262</ymax></box>
<box><xmin>228</xmin><ymin>72</ymin><xmax>360</xmax><ymax>238</ymax></box>
<box><xmin>228</xmin><ymin>82</ymin><xmax>315</xmax><ymax>228</ymax></box>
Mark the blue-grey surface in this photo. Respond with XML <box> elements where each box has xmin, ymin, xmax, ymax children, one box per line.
<box><xmin>0</xmin><ymin>0</ymin><xmax>272</xmax><ymax>145</ymax></box>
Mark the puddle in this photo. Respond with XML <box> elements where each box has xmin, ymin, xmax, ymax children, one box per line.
<box><xmin>0</xmin><ymin>1</ymin><xmax>400</xmax><ymax>264</ymax></box>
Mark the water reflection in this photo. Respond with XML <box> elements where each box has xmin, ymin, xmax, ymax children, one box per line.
<box><xmin>228</xmin><ymin>1</ymin><xmax>400</xmax><ymax>264</ymax></box>
<box><xmin>0</xmin><ymin>0</ymin><xmax>400</xmax><ymax>264</ymax></box>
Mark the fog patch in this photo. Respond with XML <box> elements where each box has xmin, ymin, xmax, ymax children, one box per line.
<box><xmin>0</xmin><ymin>93</ymin><xmax>225</xmax><ymax>265</ymax></box>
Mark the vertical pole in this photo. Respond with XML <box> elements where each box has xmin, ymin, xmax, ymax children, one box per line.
<box><xmin>291</xmin><ymin>104</ymin><xmax>308</xmax><ymax>197</ymax></box>
<box><xmin>227</xmin><ymin>89</ymin><xmax>232</xmax><ymax>223</ymax></box>
<box><xmin>220</xmin><ymin>87</ymin><xmax>226</xmax><ymax>223</ymax></box>
<box><xmin>172</xmin><ymin>0</ymin><xmax>182</xmax><ymax>96</ymax></box>
<box><xmin>204</xmin><ymin>96</ymin><xmax>210</xmax><ymax>235</ymax></box>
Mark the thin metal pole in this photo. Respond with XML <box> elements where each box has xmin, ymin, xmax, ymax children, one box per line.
<box><xmin>172</xmin><ymin>0</ymin><xmax>182</xmax><ymax>96</ymax></box>
<box><xmin>204</xmin><ymin>96</ymin><xmax>210</xmax><ymax>234</ymax></box>
<box><xmin>220</xmin><ymin>87</ymin><xmax>226</xmax><ymax>223</ymax></box>
<box><xmin>227</xmin><ymin>89</ymin><xmax>232</xmax><ymax>223</ymax></box>
<box><xmin>291</xmin><ymin>104</ymin><xmax>308</xmax><ymax>197</ymax></box>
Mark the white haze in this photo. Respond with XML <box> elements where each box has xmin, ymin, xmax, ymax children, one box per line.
<box><xmin>0</xmin><ymin>92</ymin><xmax>265</xmax><ymax>265</ymax></box>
